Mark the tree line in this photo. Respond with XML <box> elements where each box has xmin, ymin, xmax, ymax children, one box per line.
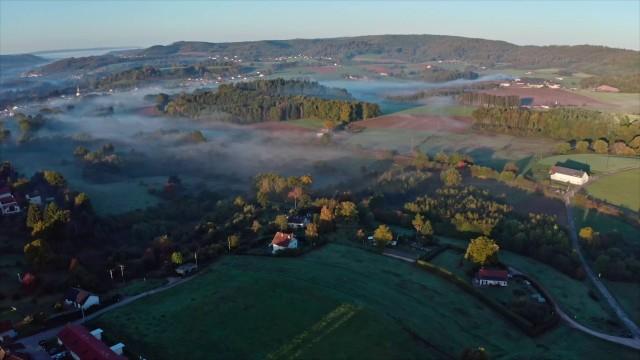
<box><xmin>580</xmin><ymin>74</ymin><xmax>640</xmax><ymax>93</ymax></box>
<box><xmin>471</xmin><ymin>106</ymin><xmax>640</xmax><ymax>142</ymax></box>
<box><xmin>459</xmin><ymin>92</ymin><xmax>520</xmax><ymax>108</ymax></box>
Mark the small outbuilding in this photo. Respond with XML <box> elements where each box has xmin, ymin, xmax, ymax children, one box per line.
<box><xmin>175</xmin><ymin>263</ymin><xmax>198</xmax><ymax>276</ymax></box>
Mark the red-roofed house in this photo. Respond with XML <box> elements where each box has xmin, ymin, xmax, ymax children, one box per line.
<box><xmin>57</xmin><ymin>324</ymin><xmax>126</xmax><ymax>360</ymax></box>
<box><xmin>271</xmin><ymin>232</ymin><xmax>298</xmax><ymax>254</ymax></box>
<box><xmin>475</xmin><ymin>268</ymin><xmax>509</xmax><ymax>287</ymax></box>
<box><xmin>0</xmin><ymin>188</ymin><xmax>20</xmax><ymax>216</ymax></box>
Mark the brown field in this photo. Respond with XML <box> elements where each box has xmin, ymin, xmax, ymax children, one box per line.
<box><xmin>307</xmin><ymin>66</ymin><xmax>338</xmax><ymax>74</ymax></box>
<box><xmin>357</xmin><ymin>114</ymin><xmax>472</xmax><ymax>133</ymax></box>
<box><xmin>363</xmin><ymin>64</ymin><xmax>392</xmax><ymax>74</ymax></box>
<box><xmin>483</xmin><ymin>87</ymin><xmax>608</xmax><ymax>107</ymax></box>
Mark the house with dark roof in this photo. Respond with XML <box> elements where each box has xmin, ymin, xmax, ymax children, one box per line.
<box><xmin>0</xmin><ymin>188</ymin><xmax>20</xmax><ymax>216</ymax></box>
<box><xmin>287</xmin><ymin>214</ymin><xmax>311</xmax><ymax>229</ymax></box>
<box><xmin>475</xmin><ymin>268</ymin><xmax>509</xmax><ymax>287</ymax></box>
<box><xmin>57</xmin><ymin>324</ymin><xmax>126</xmax><ymax>360</ymax></box>
<box><xmin>271</xmin><ymin>232</ymin><xmax>298</xmax><ymax>254</ymax></box>
<box><xmin>549</xmin><ymin>165</ymin><xmax>589</xmax><ymax>185</ymax></box>
<box><xmin>64</xmin><ymin>288</ymin><xmax>100</xmax><ymax>310</ymax></box>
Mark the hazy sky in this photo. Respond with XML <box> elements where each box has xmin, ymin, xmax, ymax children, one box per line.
<box><xmin>1</xmin><ymin>0</ymin><xmax>639</xmax><ymax>54</ymax></box>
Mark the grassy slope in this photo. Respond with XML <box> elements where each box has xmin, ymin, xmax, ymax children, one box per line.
<box><xmin>436</xmin><ymin>237</ymin><xmax>625</xmax><ymax>335</ymax></box>
<box><xmin>585</xmin><ymin>168</ymin><xmax>640</xmax><ymax>211</ymax></box>
<box><xmin>569</xmin><ymin>90</ymin><xmax>640</xmax><ymax>114</ymax></box>
<box><xmin>92</xmin><ymin>244</ymin><xmax>637</xmax><ymax>360</ymax></box>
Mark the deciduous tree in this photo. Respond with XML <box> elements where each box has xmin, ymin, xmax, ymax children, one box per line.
<box><xmin>464</xmin><ymin>236</ymin><xmax>499</xmax><ymax>265</ymax></box>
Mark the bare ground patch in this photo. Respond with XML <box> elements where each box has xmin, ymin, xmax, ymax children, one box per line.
<box><xmin>357</xmin><ymin>114</ymin><xmax>472</xmax><ymax>133</ymax></box>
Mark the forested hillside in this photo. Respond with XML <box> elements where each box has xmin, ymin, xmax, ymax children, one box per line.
<box><xmin>163</xmin><ymin>79</ymin><xmax>380</xmax><ymax>123</ymax></box>
<box><xmin>131</xmin><ymin>35</ymin><xmax>639</xmax><ymax>75</ymax></box>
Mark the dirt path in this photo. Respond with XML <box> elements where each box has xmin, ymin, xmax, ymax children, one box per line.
<box><xmin>19</xmin><ymin>275</ymin><xmax>199</xmax><ymax>359</ymax></box>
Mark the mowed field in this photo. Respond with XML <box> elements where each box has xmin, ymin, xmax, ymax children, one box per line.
<box><xmin>586</xmin><ymin>169</ymin><xmax>640</xmax><ymax>211</ymax></box>
<box><xmin>435</xmin><ymin>237</ymin><xmax>625</xmax><ymax>336</ymax></box>
<box><xmin>91</xmin><ymin>244</ymin><xmax>638</xmax><ymax>360</ymax></box>
<box><xmin>570</xmin><ymin>90</ymin><xmax>640</xmax><ymax>114</ymax></box>
<box><xmin>536</xmin><ymin>154</ymin><xmax>640</xmax><ymax>209</ymax></box>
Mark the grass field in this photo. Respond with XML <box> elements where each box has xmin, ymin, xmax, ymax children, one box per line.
<box><xmin>396</xmin><ymin>104</ymin><xmax>475</xmax><ymax>117</ymax></box>
<box><xmin>604</xmin><ymin>280</ymin><xmax>640</xmax><ymax>326</ymax></box>
<box><xmin>91</xmin><ymin>244</ymin><xmax>637</xmax><ymax>359</ymax></box>
<box><xmin>570</xmin><ymin>90</ymin><xmax>640</xmax><ymax>114</ymax></box>
<box><xmin>572</xmin><ymin>207</ymin><xmax>640</xmax><ymax>246</ymax></box>
<box><xmin>536</xmin><ymin>154</ymin><xmax>640</xmax><ymax>174</ymax></box>
<box><xmin>585</xmin><ymin>168</ymin><xmax>640</xmax><ymax>211</ymax></box>
<box><xmin>436</xmin><ymin>237</ymin><xmax>626</xmax><ymax>335</ymax></box>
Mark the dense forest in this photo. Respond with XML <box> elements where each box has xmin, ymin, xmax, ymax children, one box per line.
<box><xmin>163</xmin><ymin>79</ymin><xmax>380</xmax><ymax>123</ymax></box>
<box><xmin>580</xmin><ymin>74</ymin><xmax>640</xmax><ymax>93</ymax></box>
<box><xmin>471</xmin><ymin>107</ymin><xmax>640</xmax><ymax>142</ymax></box>
<box><xmin>420</xmin><ymin>67</ymin><xmax>479</xmax><ymax>82</ymax></box>
<box><xmin>131</xmin><ymin>35</ymin><xmax>639</xmax><ymax>75</ymax></box>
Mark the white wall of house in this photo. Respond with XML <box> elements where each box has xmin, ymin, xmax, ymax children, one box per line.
<box><xmin>82</xmin><ymin>295</ymin><xmax>100</xmax><ymax>310</ymax></box>
<box><xmin>550</xmin><ymin>172</ymin><xmax>589</xmax><ymax>185</ymax></box>
<box><xmin>272</xmin><ymin>238</ymin><xmax>298</xmax><ymax>254</ymax></box>
<box><xmin>478</xmin><ymin>279</ymin><xmax>508</xmax><ymax>287</ymax></box>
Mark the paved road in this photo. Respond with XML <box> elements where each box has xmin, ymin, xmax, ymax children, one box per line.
<box><xmin>563</xmin><ymin>180</ymin><xmax>640</xmax><ymax>340</ymax></box>
<box><xmin>383</xmin><ymin>247</ymin><xmax>640</xmax><ymax>351</ymax></box>
<box><xmin>508</xmin><ymin>266</ymin><xmax>640</xmax><ymax>351</ymax></box>
<box><xmin>20</xmin><ymin>275</ymin><xmax>197</xmax><ymax>359</ymax></box>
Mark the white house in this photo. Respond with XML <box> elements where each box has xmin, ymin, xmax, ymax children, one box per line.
<box><xmin>549</xmin><ymin>166</ymin><xmax>589</xmax><ymax>185</ymax></box>
<box><xmin>271</xmin><ymin>232</ymin><xmax>298</xmax><ymax>254</ymax></box>
<box><xmin>64</xmin><ymin>288</ymin><xmax>100</xmax><ymax>310</ymax></box>
<box><xmin>175</xmin><ymin>263</ymin><xmax>198</xmax><ymax>276</ymax></box>
<box><xmin>475</xmin><ymin>268</ymin><xmax>509</xmax><ymax>287</ymax></box>
<box><xmin>0</xmin><ymin>188</ymin><xmax>20</xmax><ymax>215</ymax></box>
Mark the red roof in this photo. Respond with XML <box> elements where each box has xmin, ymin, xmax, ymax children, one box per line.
<box><xmin>58</xmin><ymin>324</ymin><xmax>126</xmax><ymax>360</ymax></box>
<box><xmin>272</xmin><ymin>232</ymin><xmax>294</xmax><ymax>247</ymax></box>
<box><xmin>0</xmin><ymin>320</ymin><xmax>13</xmax><ymax>333</ymax></box>
<box><xmin>477</xmin><ymin>268</ymin><xmax>509</xmax><ymax>281</ymax></box>
<box><xmin>21</xmin><ymin>273</ymin><xmax>36</xmax><ymax>286</ymax></box>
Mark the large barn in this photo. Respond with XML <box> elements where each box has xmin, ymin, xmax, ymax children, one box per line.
<box><xmin>549</xmin><ymin>166</ymin><xmax>589</xmax><ymax>185</ymax></box>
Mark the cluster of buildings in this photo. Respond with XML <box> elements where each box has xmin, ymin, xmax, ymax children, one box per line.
<box><xmin>499</xmin><ymin>78</ymin><xmax>562</xmax><ymax>89</ymax></box>
<box><xmin>57</xmin><ymin>324</ymin><xmax>126</xmax><ymax>360</ymax></box>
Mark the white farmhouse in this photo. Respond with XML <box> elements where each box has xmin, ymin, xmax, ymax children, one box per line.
<box><xmin>64</xmin><ymin>288</ymin><xmax>100</xmax><ymax>310</ymax></box>
<box><xmin>271</xmin><ymin>232</ymin><xmax>298</xmax><ymax>254</ymax></box>
<box><xmin>549</xmin><ymin>166</ymin><xmax>589</xmax><ymax>185</ymax></box>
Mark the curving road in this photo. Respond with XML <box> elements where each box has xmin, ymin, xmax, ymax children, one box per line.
<box><xmin>383</xmin><ymin>246</ymin><xmax>640</xmax><ymax>351</ymax></box>
<box><xmin>563</xmin><ymin>191</ymin><xmax>640</xmax><ymax>340</ymax></box>
<box><xmin>19</xmin><ymin>275</ymin><xmax>199</xmax><ymax>360</ymax></box>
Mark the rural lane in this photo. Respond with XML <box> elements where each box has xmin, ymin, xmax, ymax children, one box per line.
<box><xmin>382</xmin><ymin>246</ymin><xmax>640</xmax><ymax>351</ymax></box>
<box><xmin>19</xmin><ymin>274</ymin><xmax>199</xmax><ymax>360</ymax></box>
<box><xmin>563</xmin><ymin>181</ymin><xmax>640</xmax><ymax>340</ymax></box>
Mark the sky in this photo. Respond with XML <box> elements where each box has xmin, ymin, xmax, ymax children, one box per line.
<box><xmin>1</xmin><ymin>0</ymin><xmax>639</xmax><ymax>54</ymax></box>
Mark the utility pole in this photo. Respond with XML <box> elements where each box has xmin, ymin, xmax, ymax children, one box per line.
<box><xmin>108</xmin><ymin>269</ymin><xmax>114</xmax><ymax>280</ymax></box>
<box><xmin>194</xmin><ymin>251</ymin><xmax>198</xmax><ymax>268</ymax></box>
<box><xmin>118</xmin><ymin>264</ymin><xmax>125</xmax><ymax>282</ymax></box>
